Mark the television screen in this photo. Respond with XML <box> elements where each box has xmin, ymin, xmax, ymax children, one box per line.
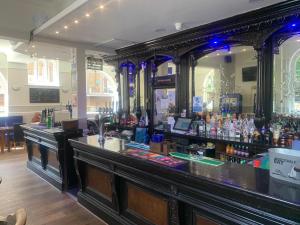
<box><xmin>242</xmin><ymin>66</ymin><xmax>257</xmax><ymax>82</ymax></box>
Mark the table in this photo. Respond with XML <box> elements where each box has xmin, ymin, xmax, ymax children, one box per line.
<box><xmin>0</xmin><ymin>127</ymin><xmax>13</xmax><ymax>153</ymax></box>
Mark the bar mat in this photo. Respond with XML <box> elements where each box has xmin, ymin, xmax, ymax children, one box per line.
<box><xmin>126</xmin><ymin>149</ymin><xmax>186</xmax><ymax>167</ymax></box>
<box><xmin>169</xmin><ymin>152</ymin><xmax>224</xmax><ymax>167</ymax></box>
<box><xmin>125</xmin><ymin>142</ymin><xmax>150</xmax><ymax>150</ymax></box>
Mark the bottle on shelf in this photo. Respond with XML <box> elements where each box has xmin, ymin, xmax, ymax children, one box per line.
<box><xmin>198</xmin><ymin>115</ymin><xmax>206</xmax><ymax>136</ymax></box>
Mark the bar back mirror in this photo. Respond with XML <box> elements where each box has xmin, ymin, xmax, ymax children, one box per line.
<box><xmin>154</xmin><ymin>60</ymin><xmax>176</xmax><ymax>127</ymax></box>
<box><xmin>119</xmin><ymin>62</ymin><xmax>136</xmax><ymax>114</ymax></box>
<box><xmin>86</xmin><ymin>64</ymin><xmax>118</xmax><ymax>115</ymax></box>
<box><xmin>190</xmin><ymin>46</ymin><xmax>257</xmax><ymax>115</ymax></box>
<box><xmin>273</xmin><ymin>35</ymin><xmax>300</xmax><ymax>115</ymax></box>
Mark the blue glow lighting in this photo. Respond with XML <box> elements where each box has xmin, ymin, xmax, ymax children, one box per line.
<box><xmin>292</xmin><ymin>23</ymin><xmax>297</xmax><ymax>27</ymax></box>
<box><xmin>213</xmin><ymin>41</ymin><xmax>218</xmax><ymax>44</ymax></box>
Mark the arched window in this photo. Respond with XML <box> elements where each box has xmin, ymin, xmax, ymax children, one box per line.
<box><xmin>0</xmin><ymin>72</ymin><xmax>8</xmax><ymax>113</ymax></box>
<box><xmin>295</xmin><ymin>56</ymin><xmax>300</xmax><ymax>80</ymax></box>
<box><xmin>273</xmin><ymin>36</ymin><xmax>300</xmax><ymax>114</ymax></box>
<box><xmin>203</xmin><ymin>71</ymin><xmax>215</xmax><ymax>111</ymax></box>
<box><xmin>28</xmin><ymin>58</ymin><xmax>59</xmax><ymax>86</ymax></box>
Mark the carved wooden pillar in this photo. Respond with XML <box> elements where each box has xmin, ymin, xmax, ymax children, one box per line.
<box><xmin>191</xmin><ymin>55</ymin><xmax>197</xmax><ymax>98</ymax></box>
<box><xmin>173</xmin><ymin>57</ymin><xmax>180</xmax><ymax>114</ymax></box>
<box><xmin>255</xmin><ymin>47</ymin><xmax>264</xmax><ymax>117</ymax></box>
<box><xmin>115</xmin><ymin>66</ymin><xmax>122</xmax><ymax>114</ymax></box>
<box><xmin>190</xmin><ymin>54</ymin><xmax>197</xmax><ymax>115</ymax></box>
<box><xmin>263</xmin><ymin>40</ymin><xmax>274</xmax><ymax>122</ymax></box>
<box><xmin>136</xmin><ymin>64</ymin><xmax>142</xmax><ymax>120</ymax></box>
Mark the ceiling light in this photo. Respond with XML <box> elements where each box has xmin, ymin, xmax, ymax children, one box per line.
<box><xmin>74</xmin><ymin>20</ymin><xmax>79</xmax><ymax>24</ymax></box>
<box><xmin>228</xmin><ymin>51</ymin><xmax>232</xmax><ymax>54</ymax></box>
<box><xmin>217</xmin><ymin>53</ymin><xmax>220</xmax><ymax>56</ymax></box>
<box><xmin>242</xmin><ymin>48</ymin><xmax>247</xmax><ymax>52</ymax></box>
<box><xmin>85</xmin><ymin>13</ymin><xmax>90</xmax><ymax>17</ymax></box>
<box><xmin>64</xmin><ymin>25</ymin><xmax>68</xmax><ymax>29</ymax></box>
<box><xmin>99</xmin><ymin>5</ymin><xmax>104</xmax><ymax>9</ymax></box>
<box><xmin>55</xmin><ymin>31</ymin><xmax>59</xmax><ymax>34</ymax></box>
<box><xmin>297</xmin><ymin>39</ymin><xmax>300</xmax><ymax>42</ymax></box>
<box><xmin>32</xmin><ymin>45</ymin><xmax>35</xmax><ymax>48</ymax></box>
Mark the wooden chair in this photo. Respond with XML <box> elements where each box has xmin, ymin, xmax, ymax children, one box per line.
<box><xmin>0</xmin><ymin>209</ymin><xmax>27</xmax><ymax>225</ymax></box>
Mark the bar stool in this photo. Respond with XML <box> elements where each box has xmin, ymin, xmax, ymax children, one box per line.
<box><xmin>0</xmin><ymin>209</ymin><xmax>27</xmax><ymax>225</ymax></box>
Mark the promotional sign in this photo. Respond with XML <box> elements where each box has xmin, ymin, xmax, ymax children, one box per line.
<box><xmin>193</xmin><ymin>96</ymin><xmax>203</xmax><ymax>112</ymax></box>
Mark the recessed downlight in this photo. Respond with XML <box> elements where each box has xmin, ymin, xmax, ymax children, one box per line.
<box><xmin>64</xmin><ymin>25</ymin><xmax>68</xmax><ymax>29</ymax></box>
<box><xmin>85</xmin><ymin>13</ymin><xmax>90</xmax><ymax>17</ymax></box>
<box><xmin>74</xmin><ymin>20</ymin><xmax>79</xmax><ymax>24</ymax></box>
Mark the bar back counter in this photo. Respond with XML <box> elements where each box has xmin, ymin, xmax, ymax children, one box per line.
<box><xmin>69</xmin><ymin>135</ymin><xmax>300</xmax><ymax>225</ymax></box>
<box><xmin>22</xmin><ymin>124</ymin><xmax>82</xmax><ymax>191</ymax></box>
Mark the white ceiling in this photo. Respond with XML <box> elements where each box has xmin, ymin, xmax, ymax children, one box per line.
<box><xmin>0</xmin><ymin>0</ymin><xmax>76</xmax><ymax>37</ymax></box>
<box><xmin>36</xmin><ymin>0</ymin><xmax>286</xmax><ymax>51</ymax></box>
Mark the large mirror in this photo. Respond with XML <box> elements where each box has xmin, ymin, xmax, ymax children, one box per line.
<box><xmin>119</xmin><ymin>62</ymin><xmax>136</xmax><ymax>114</ymax></box>
<box><xmin>273</xmin><ymin>35</ymin><xmax>300</xmax><ymax>114</ymax></box>
<box><xmin>153</xmin><ymin>59</ymin><xmax>176</xmax><ymax>126</ymax></box>
<box><xmin>190</xmin><ymin>46</ymin><xmax>257</xmax><ymax>115</ymax></box>
<box><xmin>86</xmin><ymin>64</ymin><xmax>118</xmax><ymax>116</ymax></box>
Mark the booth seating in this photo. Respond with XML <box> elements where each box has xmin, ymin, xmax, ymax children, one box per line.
<box><xmin>0</xmin><ymin>116</ymin><xmax>23</xmax><ymax>152</ymax></box>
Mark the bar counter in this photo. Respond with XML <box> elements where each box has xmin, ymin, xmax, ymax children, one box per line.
<box><xmin>22</xmin><ymin>124</ymin><xmax>82</xmax><ymax>191</ymax></box>
<box><xmin>69</xmin><ymin>135</ymin><xmax>300</xmax><ymax>225</ymax></box>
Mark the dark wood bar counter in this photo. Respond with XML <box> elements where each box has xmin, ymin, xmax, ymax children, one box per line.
<box><xmin>69</xmin><ymin>135</ymin><xmax>300</xmax><ymax>225</ymax></box>
<box><xmin>22</xmin><ymin>124</ymin><xmax>82</xmax><ymax>191</ymax></box>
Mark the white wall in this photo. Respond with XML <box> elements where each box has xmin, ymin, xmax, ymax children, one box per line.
<box><xmin>7</xmin><ymin>61</ymin><xmax>72</xmax><ymax>113</ymax></box>
<box><xmin>0</xmin><ymin>51</ymin><xmax>73</xmax><ymax>123</ymax></box>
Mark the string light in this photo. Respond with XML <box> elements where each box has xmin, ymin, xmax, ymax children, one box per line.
<box><xmin>52</xmin><ymin>1</ymin><xmax>114</xmax><ymax>33</ymax></box>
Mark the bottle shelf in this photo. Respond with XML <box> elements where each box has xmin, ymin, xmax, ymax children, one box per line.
<box><xmin>160</xmin><ymin>130</ymin><xmax>290</xmax><ymax>154</ymax></box>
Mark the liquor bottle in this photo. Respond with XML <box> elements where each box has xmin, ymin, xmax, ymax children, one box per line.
<box><xmin>206</xmin><ymin>114</ymin><xmax>211</xmax><ymax>137</ymax></box>
<box><xmin>217</xmin><ymin>119</ymin><xmax>223</xmax><ymax>137</ymax></box>
<box><xmin>198</xmin><ymin>116</ymin><xmax>205</xmax><ymax>136</ymax></box>
<box><xmin>245</xmin><ymin>146</ymin><xmax>249</xmax><ymax>158</ymax></box>
<box><xmin>229</xmin><ymin>120</ymin><xmax>235</xmax><ymax>138</ymax></box>
<box><xmin>264</xmin><ymin>125</ymin><xmax>273</xmax><ymax>145</ymax></box>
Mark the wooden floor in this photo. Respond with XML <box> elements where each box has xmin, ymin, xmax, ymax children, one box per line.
<box><xmin>0</xmin><ymin>149</ymin><xmax>107</xmax><ymax>225</ymax></box>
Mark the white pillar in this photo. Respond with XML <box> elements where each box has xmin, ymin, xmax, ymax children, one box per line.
<box><xmin>76</xmin><ymin>47</ymin><xmax>87</xmax><ymax>129</ymax></box>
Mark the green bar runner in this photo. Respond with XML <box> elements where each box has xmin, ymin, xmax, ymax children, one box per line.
<box><xmin>169</xmin><ymin>152</ymin><xmax>224</xmax><ymax>167</ymax></box>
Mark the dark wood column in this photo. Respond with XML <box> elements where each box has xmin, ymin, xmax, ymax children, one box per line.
<box><xmin>190</xmin><ymin>54</ymin><xmax>197</xmax><ymax>116</ymax></box>
<box><xmin>116</xmin><ymin>66</ymin><xmax>121</xmax><ymax>114</ymax></box>
<box><xmin>255</xmin><ymin>47</ymin><xmax>264</xmax><ymax>117</ymax></box>
<box><xmin>136</xmin><ymin>64</ymin><xmax>142</xmax><ymax>120</ymax></box>
<box><xmin>262</xmin><ymin>40</ymin><xmax>274</xmax><ymax>122</ymax></box>
<box><xmin>178</xmin><ymin>55</ymin><xmax>190</xmax><ymax>116</ymax></box>
<box><xmin>173</xmin><ymin>57</ymin><xmax>180</xmax><ymax>114</ymax></box>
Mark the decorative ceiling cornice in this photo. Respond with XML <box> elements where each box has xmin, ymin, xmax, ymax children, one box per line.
<box><xmin>104</xmin><ymin>0</ymin><xmax>300</xmax><ymax>63</ymax></box>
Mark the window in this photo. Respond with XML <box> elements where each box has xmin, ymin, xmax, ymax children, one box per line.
<box><xmin>86</xmin><ymin>66</ymin><xmax>118</xmax><ymax>114</ymax></box>
<box><xmin>28</xmin><ymin>59</ymin><xmax>59</xmax><ymax>86</ymax></box>
<box><xmin>273</xmin><ymin>36</ymin><xmax>300</xmax><ymax>114</ymax></box>
<box><xmin>296</xmin><ymin>57</ymin><xmax>300</xmax><ymax>80</ymax></box>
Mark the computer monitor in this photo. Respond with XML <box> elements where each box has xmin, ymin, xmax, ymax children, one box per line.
<box><xmin>173</xmin><ymin>118</ymin><xmax>192</xmax><ymax>131</ymax></box>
